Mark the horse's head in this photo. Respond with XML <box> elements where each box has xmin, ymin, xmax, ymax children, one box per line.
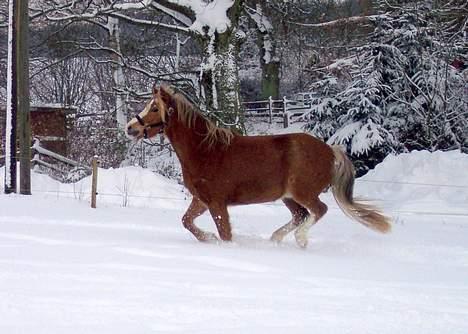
<box><xmin>126</xmin><ymin>85</ymin><xmax>172</xmax><ymax>140</ymax></box>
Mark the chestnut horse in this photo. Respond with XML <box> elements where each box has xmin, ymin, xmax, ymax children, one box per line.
<box><xmin>126</xmin><ymin>85</ymin><xmax>391</xmax><ymax>248</ymax></box>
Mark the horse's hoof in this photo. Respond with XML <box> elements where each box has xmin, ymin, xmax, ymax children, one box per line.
<box><xmin>200</xmin><ymin>232</ymin><xmax>219</xmax><ymax>242</ymax></box>
<box><xmin>294</xmin><ymin>235</ymin><xmax>308</xmax><ymax>248</ymax></box>
<box><xmin>296</xmin><ymin>240</ymin><xmax>308</xmax><ymax>248</ymax></box>
<box><xmin>270</xmin><ymin>232</ymin><xmax>284</xmax><ymax>243</ymax></box>
<box><xmin>294</xmin><ymin>227</ymin><xmax>310</xmax><ymax>248</ymax></box>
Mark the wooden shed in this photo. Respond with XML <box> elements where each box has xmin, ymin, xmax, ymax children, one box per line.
<box><xmin>0</xmin><ymin>104</ymin><xmax>76</xmax><ymax>159</ymax></box>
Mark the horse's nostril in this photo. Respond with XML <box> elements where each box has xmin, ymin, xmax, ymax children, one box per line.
<box><xmin>127</xmin><ymin>126</ymin><xmax>138</xmax><ymax>136</ymax></box>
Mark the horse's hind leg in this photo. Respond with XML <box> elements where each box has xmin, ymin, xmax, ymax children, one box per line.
<box><xmin>271</xmin><ymin>198</ymin><xmax>309</xmax><ymax>243</ymax></box>
<box><xmin>182</xmin><ymin>197</ymin><xmax>218</xmax><ymax>242</ymax></box>
<box><xmin>294</xmin><ymin>197</ymin><xmax>328</xmax><ymax>248</ymax></box>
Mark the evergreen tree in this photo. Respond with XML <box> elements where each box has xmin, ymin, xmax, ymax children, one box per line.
<box><xmin>307</xmin><ymin>0</ymin><xmax>467</xmax><ymax>174</ymax></box>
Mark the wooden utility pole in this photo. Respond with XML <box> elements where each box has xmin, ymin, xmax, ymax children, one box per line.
<box><xmin>17</xmin><ymin>0</ymin><xmax>31</xmax><ymax>195</ymax></box>
<box><xmin>4</xmin><ymin>0</ymin><xmax>18</xmax><ymax>194</ymax></box>
<box><xmin>4</xmin><ymin>0</ymin><xmax>31</xmax><ymax>195</ymax></box>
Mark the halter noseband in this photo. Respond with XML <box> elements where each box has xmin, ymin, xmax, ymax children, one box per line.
<box><xmin>135</xmin><ymin>107</ymin><xmax>174</xmax><ymax>139</ymax></box>
<box><xmin>135</xmin><ymin>114</ymin><xmax>165</xmax><ymax>139</ymax></box>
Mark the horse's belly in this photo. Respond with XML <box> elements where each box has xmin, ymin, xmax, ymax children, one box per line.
<box><xmin>227</xmin><ymin>181</ymin><xmax>284</xmax><ymax>205</ymax></box>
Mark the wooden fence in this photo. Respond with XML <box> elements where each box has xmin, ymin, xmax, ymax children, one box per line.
<box><xmin>242</xmin><ymin>97</ymin><xmax>311</xmax><ymax>128</ymax></box>
<box><xmin>31</xmin><ymin>138</ymin><xmax>91</xmax><ymax>182</ymax></box>
<box><xmin>31</xmin><ymin>138</ymin><xmax>100</xmax><ymax>208</ymax></box>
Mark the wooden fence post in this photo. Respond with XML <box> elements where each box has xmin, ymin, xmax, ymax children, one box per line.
<box><xmin>91</xmin><ymin>156</ymin><xmax>99</xmax><ymax>208</ymax></box>
<box><xmin>283</xmin><ymin>96</ymin><xmax>289</xmax><ymax>128</ymax></box>
<box><xmin>268</xmin><ymin>96</ymin><xmax>273</xmax><ymax>124</ymax></box>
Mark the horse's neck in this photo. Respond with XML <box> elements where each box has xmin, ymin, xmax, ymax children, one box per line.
<box><xmin>165</xmin><ymin>115</ymin><xmax>212</xmax><ymax>168</ymax></box>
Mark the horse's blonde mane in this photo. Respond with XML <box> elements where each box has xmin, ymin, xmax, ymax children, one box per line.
<box><xmin>160</xmin><ymin>86</ymin><xmax>235</xmax><ymax>148</ymax></box>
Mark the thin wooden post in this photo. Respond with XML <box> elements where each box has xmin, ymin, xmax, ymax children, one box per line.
<box><xmin>268</xmin><ymin>96</ymin><xmax>273</xmax><ymax>124</ymax></box>
<box><xmin>283</xmin><ymin>96</ymin><xmax>289</xmax><ymax>128</ymax></box>
<box><xmin>17</xmin><ymin>0</ymin><xmax>31</xmax><ymax>195</ymax></box>
<box><xmin>91</xmin><ymin>156</ymin><xmax>99</xmax><ymax>209</ymax></box>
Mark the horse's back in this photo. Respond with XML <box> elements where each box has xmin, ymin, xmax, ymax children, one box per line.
<box><xmin>235</xmin><ymin>132</ymin><xmax>334</xmax><ymax>164</ymax></box>
<box><xmin>235</xmin><ymin>132</ymin><xmax>328</xmax><ymax>148</ymax></box>
<box><xmin>260</xmin><ymin>133</ymin><xmax>335</xmax><ymax>196</ymax></box>
<box><xmin>231</xmin><ymin>132</ymin><xmax>335</xmax><ymax>192</ymax></box>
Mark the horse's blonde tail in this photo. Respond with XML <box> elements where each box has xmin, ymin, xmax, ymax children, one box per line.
<box><xmin>330</xmin><ymin>146</ymin><xmax>391</xmax><ymax>233</ymax></box>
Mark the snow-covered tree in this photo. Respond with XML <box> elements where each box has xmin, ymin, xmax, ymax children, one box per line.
<box><xmin>31</xmin><ymin>0</ymin><xmax>246</xmax><ymax>131</ymax></box>
<box><xmin>302</xmin><ymin>73</ymin><xmax>343</xmax><ymax>140</ymax></box>
<box><xmin>306</xmin><ymin>0</ymin><xmax>467</xmax><ymax>174</ymax></box>
<box><xmin>326</xmin><ymin>41</ymin><xmax>404</xmax><ymax>173</ymax></box>
<box><xmin>374</xmin><ymin>1</ymin><xmax>467</xmax><ymax>152</ymax></box>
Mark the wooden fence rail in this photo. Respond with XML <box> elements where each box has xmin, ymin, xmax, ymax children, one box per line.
<box><xmin>31</xmin><ymin>138</ymin><xmax>91</xmax><ymax>181</ymax></box>
<box><xmin>32</xmin><ymin>138</ymin><xmax>99</xmax><ymax>207</ymax></box>
<box><xmin>242</xmin><ymin>97</ymin><xmax>311</xmax><ymax>128</ymax></box>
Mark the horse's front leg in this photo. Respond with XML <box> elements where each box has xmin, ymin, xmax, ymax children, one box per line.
<box><xmin>182</xmin><ymin>197</ymin><xmax>218</xmax><ymax>242</ymax></box>
<box><xmin>208</xmin><ymin>203</ymin><xmax>232</xmax><ymax>241</ymax></box>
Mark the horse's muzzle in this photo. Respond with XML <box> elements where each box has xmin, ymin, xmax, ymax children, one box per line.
<box><xmin>127</xmin><ymin>125</ymin><xmax>140</xmax><ymax>138</ymax></box>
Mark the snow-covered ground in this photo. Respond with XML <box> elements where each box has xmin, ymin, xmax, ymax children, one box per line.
<box><xmin>1</xmin><ymin>150</ymin><xmax>467</xmax><ymax>334</ymax></box>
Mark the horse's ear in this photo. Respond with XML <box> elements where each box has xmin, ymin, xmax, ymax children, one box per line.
<box><xmin>159</xmin><ymin>85</ymin><xmax>171</xmax><ymax>104</ymax></box>
<box><xmin>152</xmin><ymin>84</ymin><xmax>159</xmax><ymax>96</ymax></box>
